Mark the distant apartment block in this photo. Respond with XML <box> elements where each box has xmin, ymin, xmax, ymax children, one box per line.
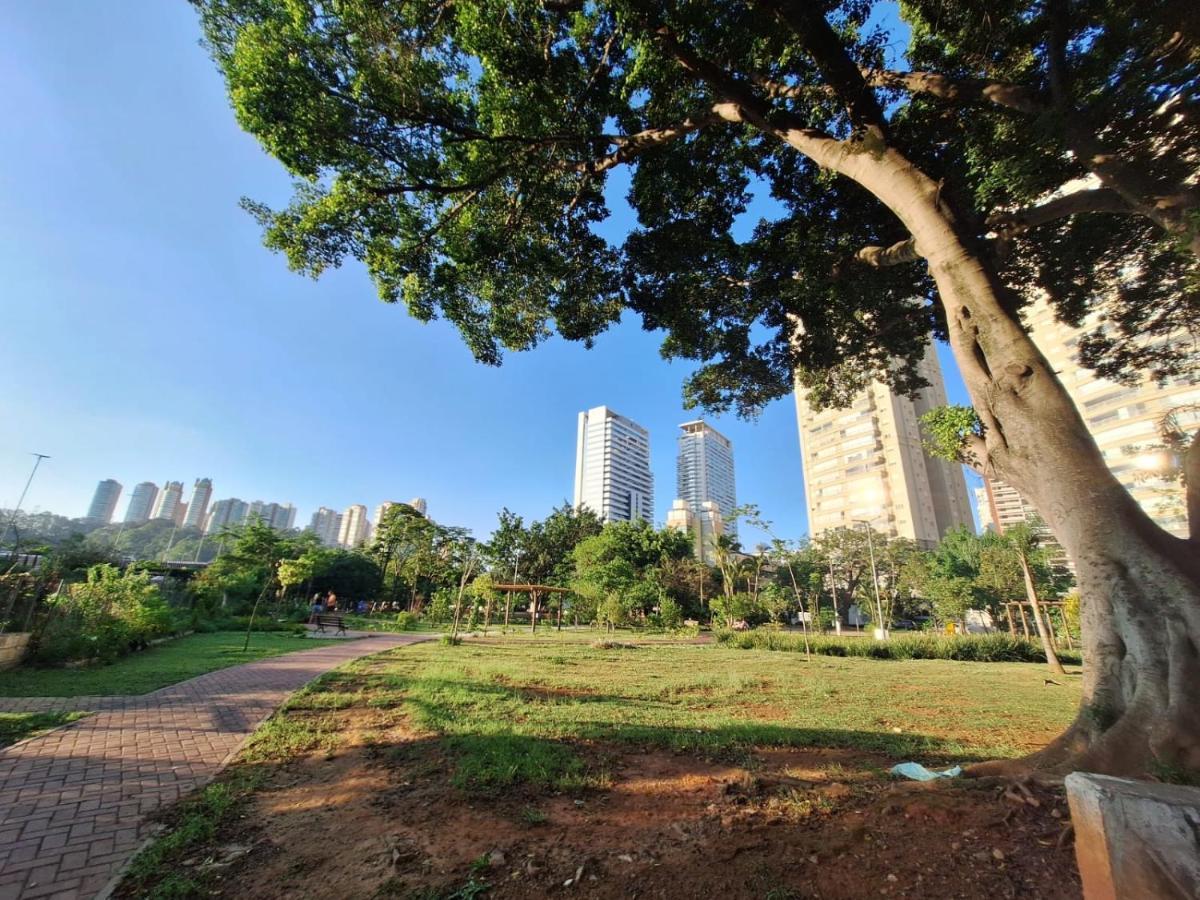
<box><xmin>794</xmin><ymin>346</ymin><xmax>974</xmax><ymax>547</ymax></box>
<box><xmin>408</xmin><ymin>497</ymin><xmax>428</xmax><ymax>517</ymax></box>
<box><xmin>124</xmin><ymin>482</ymin><xmax>159</xmax><ymax>524</ymax></box>
<box><xmin>308</xmin><ymin>506</ymin><xmax>343</xmax><ymax>546</ymax></box>
<box><xmin>183</xmin><ymin>478</ymin><xmax>213</xmax><ymax>530</ymax></box>
<box><xmin>374</xmin><ymin>501</ymin><xmax>398</xmax><ymax>526</ymax></box>
<box><xmin>152</xmin><ymin>481</ymin><xmax>184</xmax><ymax>523</ymax></box>
<box><xmin>85</xmin><ymin>479</ymin><xmax>122</xmax><ymax>525</ymax></box>
<box><xmin>666</xmin><ymin>498</ymin><xmax>724</xmax><ymax>564</ymax></box>
<box><xmin>573</xmin><ymin>405</ymin><xmax>654</xmax><ymax>524</ymax></box>
<box><xmin>207</xmin><ymin>498</ymin><xmax>248</xmax><ymax>533</ymax></box>
<box><xmin>338</xmin><ymin>504</ymin><xmax>370</xmax><ymax>547</ymax></box>
<box><xmin>994</xmin><ymin>296</ymin><xmax>1200</xmax><ymax>539</ymax></box>
<box><xmin>676</xmin><ymin>420</ymin><xmax>737</xmax><ymax>540</ymax></box>
<box><xmin>245</xmin><ymin>500</ymin><xmax>295</xmax><ymax>531</ymax></box>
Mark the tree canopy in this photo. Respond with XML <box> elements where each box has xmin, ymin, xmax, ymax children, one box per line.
<box><xmin>195</xmin><ymin>0</ymin><xmax>1196</xmax><ymax>417</ymax></box>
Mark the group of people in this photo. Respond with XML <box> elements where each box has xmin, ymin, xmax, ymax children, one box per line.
<box><xmin>308</xmin><ymin>591</ymin><xmax>369</xmax><ymax>619</ymax></box>
<box><xmin>308</xmin><ymin>593</ymin><xmax>410</xmax><ymax>621</ymax></box>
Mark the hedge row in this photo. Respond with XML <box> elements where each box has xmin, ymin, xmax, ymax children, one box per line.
<box><xmin>716</xmin><ymin>628</ymin><xmax>1082</xmax><ymax>665</ymax></box>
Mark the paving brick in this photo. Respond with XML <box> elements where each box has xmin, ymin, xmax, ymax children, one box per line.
<box><xmin>0</xmin><ymin>634</ymin><xmax>424</xmax><ymax>898</ymax></box>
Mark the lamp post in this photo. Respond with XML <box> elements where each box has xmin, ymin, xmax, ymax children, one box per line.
<box><xmin>853</xmin><ymin>519</ymin><xmax>888</xmax><ymax>640</ymax></box>
<box><xmin>0</xmin><ymin>453</ymin><xmax>51</xmax><ymax>553</ymax></box>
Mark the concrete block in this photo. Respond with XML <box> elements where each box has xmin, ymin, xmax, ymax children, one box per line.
<box><xmin>0</xmin><ymin>632</ymin><xmax>31</xmax><ymax>671</ymax></box>
<box><xmin>1065</xmin><ymin>771</ymin><xmax>1200</xmax><ymax>900</ymax></box>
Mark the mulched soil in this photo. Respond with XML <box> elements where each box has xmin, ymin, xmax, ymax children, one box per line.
<box><xmin>149</xmin><ymin>707</ymin><xmax>1080</xmax><ymax>899</ymax></box>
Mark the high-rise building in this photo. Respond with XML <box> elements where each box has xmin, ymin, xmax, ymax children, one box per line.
<box><xmin>338</xmin><ymin>504</ymin><xmax>370</xmax><ymax>547</ymax></box>
<box><xmin>174</xmin><ymin>501</ymin><xmax>188</xmax><ymax>527</ymax></box>
<box><xmin>374</xmin><ymin>501</ymin><xmax>399</xmax><ymax>526</ymax></box>
<box><xmin>207</xmin><ymin>498</ymin><xmax>249</xmax><ymax>533</ymax></box>
<box><xmin>794</xmin><ymin>346</ymin><xmax>974</xmax><ymax>547</ymax></box>
<box><xmin>408</xmin><ymin>497</ymin><xmax>428</xmax><ymax>517</ymax></box>
<box><xmin>666</xmin><ymin>498</ymin><xmax>725</xmax><ymax>564</ymax></box>
<box><xmin>272</xmin><ymin>503</ymin><xmax>297</xmax><ymax>531</ymax></box>
<box><xmin>574</xmin><ymin>406</ymin><xmax>654</xmax><ymax>523</ymax></box>
<box><xmin>995</xmin><ymin>296</ymin><xmax>1200</xmax><ymax>538</ymax></box>
<box><xmin>152</xmin><ymin>481</ymin><xmax>185</xmax><ymax>522</ymax></box>
<box><xmin>676</xmin><ymin>420</ymin><xmax>737</xmax><ymax>539</ymax></box>
<box><xmin>125</xmin><ymin>482</ymin><xmax>159</xmax><ymax>524</ymax></box>
<box><xmin>84</xmin><ymin>479</ymin><xmax>122</xmax><ymax>525</ymax></box>
<box><xmin>183</xmin><ymin>478</ymin><xmax>213</xmax><ymax>530</ymax></box>
<box><xmin>308</xmin><ymin>507</ymin><xmax>342</xmax><ymax>546</ymax></box>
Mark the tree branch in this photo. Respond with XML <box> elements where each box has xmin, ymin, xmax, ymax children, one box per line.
<box><xmin>759</xmin><ymin>0</ymin><xmax>888</xmax><ymax>135</ymax></box>
<box><xmin>986</xmin><ymin>187</ymin><xmax>1131</xmax><ymax>237</ymax></box>
<box><xmin>863</xmin><ymin>69</ymin><xmax>1049</xmax><ymax>116</ymax></box>
<box><xmin>579</xmin><ymin>109</ymin><xmax>727</xmax><ymax>174</ymax></box>
<box><xmin>852</xmin><ymin>237</ymin><xmax>921</xmax><ymax>268</ymax></box>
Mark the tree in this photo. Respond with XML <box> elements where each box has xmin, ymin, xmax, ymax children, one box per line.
<box><xmin>980</xmin><ymin>524</ymin><xmax>1067</xmax><ymax>675</ymax></box>
<box><xmin>196</xmin><ymin>0</ymin><xmax>1200</xmax><ymax>775</ymax></box>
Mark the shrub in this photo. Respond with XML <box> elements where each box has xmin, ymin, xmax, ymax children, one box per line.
<box><xmin>654</xmin><ymin>597</ymin><xmax>683</xmax><ymax>630</ymax></box>
<box><xmin>31</xmin><ymin>565</ymin><xmax>174</xmax><ymax>665</ymax></box>
<box><xmin>394</xmin><ymin>611</ymin><xmax>420</xmax><ymax>631</ymax></box>
<box><xmin>717</xmin><ymin>627</ymin><xmax>1082</xmax><ymax>665</ymax></box>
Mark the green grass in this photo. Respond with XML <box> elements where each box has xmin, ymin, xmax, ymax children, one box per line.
<box><xmin>320</xmin><ymin>634</ymin><xmax>1081</xmax><ymax>791</ymax></box>
<box><xmin>0</xmin><ymin>632</ymin><xmax>339</xmax><ymax>697</ymax></box>
<box><xmin>718</xmin><ymin>627</ymin><xmax>1084</xmax><ymax>665</ymax></box>
<box><xmin>119</xmin><ymin>773</ymin><xmax>261</xmax><ymax>899</ymax></box>
<box><xmin>0</xmin><ymin>710</ymin><xmax>88</xmax><ymax>748</ymax></box>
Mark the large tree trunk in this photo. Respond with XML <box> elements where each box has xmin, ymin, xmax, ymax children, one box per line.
<box><xmin>887</xmin><ymin>162</ymin><xmax>1200</xmax><ymax>776</ymax></box>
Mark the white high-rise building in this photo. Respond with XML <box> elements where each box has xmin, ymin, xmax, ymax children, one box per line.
<box><xmin>573</xmin><ymin>405</ymin><xmax>654</xmax><ymax>523</ymax></box>
<box><xmin>125</xmin><ymin>482</ymin><xmax>159</xmax><ymax>524</ymax></box>
<box><xmin>183</xmin><ymin>478</ymin><xmax>213</xmax><ymax>530</ymax></box>
<box><xmin>408</xmin><ymin>497</ymin><xmax>428</xmax><ymax>517</ymax></box>
<box><xmin>85</xmin><ymin>479</ymin><xmax>122</xmax><ymax>525</ymax></box>
<box><xmin>207</xmin><ymin>498</ymin><xmax>248</xmax><ymax>533</ymax></box>
<box><xmin>794</xmin><ymin>345</ymin><xmax>974</xmax><ymax>547</ymax></box>
<box><xmin>676</xmin><ymin>420</ymin><xmax>737</xmax><ymax>539</ymax></box>
<box><xmin>308</xmin><ymin>507</ymin><xmax>342</xmax><ymax>546</ymax></box>
<box><xmin>374</xmin><ymin>501</ymin><xmax>399</xmax><ymax>526</ymax></box>
<box><xmin>152</xmin><ymin>481</ymin><xmax>185</xmax><ymax>522</ymax></box>
<box><xmin>338</xmin><ymin>504</ymin><xmax>370</xmax><ymax>547</ymax></box>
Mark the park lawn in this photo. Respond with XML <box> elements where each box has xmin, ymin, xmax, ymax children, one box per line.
<box><xmin>0</xmin><ymin>632</ymin><xmax>338</xmax><ymax>698</ymax></box>
<box><xmin>119</xmin><ymin>634</ymin><xmax>1084</xmax><ymax>899</ymax></box>
<box><xmin>340</xmin><ymin>636</ymin><xmax>1081</xmax><ymax>780</ymax></box>
<box><xmin>0</xmin><ymin>711</ymin><xmax>89</xmax><ymax>748</ymax></box>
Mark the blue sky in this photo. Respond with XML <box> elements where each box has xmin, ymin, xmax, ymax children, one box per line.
<box><xmin>0</xmin><ymin>1</ymin><xmax>978</xmax><ymax>543</ymax></box>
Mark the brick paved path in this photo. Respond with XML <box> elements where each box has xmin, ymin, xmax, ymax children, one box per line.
<box><xmin>0</xmin><ymin>634</ymin><xmax>429</xmax><ymax>899</ymax></box>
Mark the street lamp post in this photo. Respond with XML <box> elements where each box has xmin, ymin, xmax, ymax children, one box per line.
<box><xmin>853</xmin><ymin>519</ymin><xmax>888</xmax><ymax>640</ymax></box>
<box><xmin>0</xmin><ymin>453</ymin><xmax>51</xmax><ymax>554</ymax></box>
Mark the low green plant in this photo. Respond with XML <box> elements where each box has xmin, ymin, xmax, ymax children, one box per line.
<box><xmin>31</xmin><ymin>564</ymin><xmax>174</xmax><ymax>665</ymax></box>
<box><xmin>395</xmin><ymin>611</ymin><xmax>420</xmax><ymax>630</ymax></box>
<box><xmin>716</xmin><ymin>627</ymin><xmax>1082</xmax><ymax>665</ymax></box>
<box><xmin>0</xmin><ymin>711</ymin><xmax>88</xmax><ymax>748</ymax></box>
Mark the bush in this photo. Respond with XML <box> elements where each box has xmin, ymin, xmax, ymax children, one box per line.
<box><xmin>653</xmin><ymin>597</ymin><xmax>683</xmax><ymax>630</ymax></box>
<box><xmin>31</xmin><ymin>565</ymin><xmax>175</xmax><ymax>665</ymax></box>
<box><xmin>394</xmin><ymin>611</ymin><xmax>420</xmax><ymax>631</ymax></box>
<box><xmin>715</xmin><ymin>627</ymin><xmax>1082</xmax><ymax>665</ymax></box>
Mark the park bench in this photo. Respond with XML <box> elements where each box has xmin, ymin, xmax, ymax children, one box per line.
<box><xmin>313</xmin><ymin>614</ymin><xmax>347</xmax><ymax>636</ymax></box>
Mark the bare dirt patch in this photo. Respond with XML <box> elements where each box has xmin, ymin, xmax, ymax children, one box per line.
<box><xmin>168</xmin><ymin>713</ymin><xmax>1080</xmax><ymax>900</ymax></box>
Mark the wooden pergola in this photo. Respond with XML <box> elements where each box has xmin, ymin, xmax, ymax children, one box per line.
<box><xmin>1003</xmin><ymin>600</ymin><xmax>1075</xmax><ymax>650</ymax></box>
<box><xmin>492</xmin><ymin>583</ymin><xmax>572</xmax><ymax>631</ymax></box>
